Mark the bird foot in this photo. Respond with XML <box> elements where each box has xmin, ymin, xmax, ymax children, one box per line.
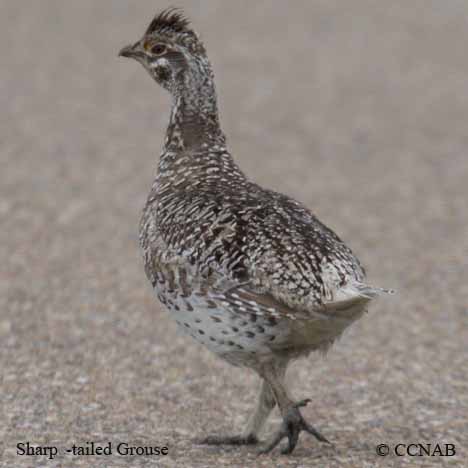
<box><xmin>258</xmin><ymin>399</ymin><xmax>330</xmax><ymax>455</ymax></box>
<box><xmin>196</xmin><ymin>434</ymin><xmax>258</xmax><ymax>446</ymax></box>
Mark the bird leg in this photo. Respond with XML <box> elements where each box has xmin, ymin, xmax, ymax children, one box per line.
<box><xmin>197</xmin><ymin>377</ymin><xmax>277</xmax><ymax>446</ymax></box>
<box><xmin>258</xmin><ymin>363</ymin><xmax>330</xmax><ymax>455</ymax></box>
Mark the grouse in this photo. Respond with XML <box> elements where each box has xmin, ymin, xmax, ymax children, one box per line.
<box><xmin>119</xmin><ymin>8</ymin><xmax>390</xmax><ymax>455</ymax></box>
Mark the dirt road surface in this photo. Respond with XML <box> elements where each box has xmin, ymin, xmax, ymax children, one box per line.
<box><xmin>1</xmin><ymin>1</ymin><xmax>467</xmax><ymax>466</ymax></box>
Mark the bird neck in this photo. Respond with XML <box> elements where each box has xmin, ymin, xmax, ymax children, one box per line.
<box><xmin>156</xmin><ymin>58</ymin><xmax>247</xmax><ymax>186</ymax></box>
<box><xmin>165</xmin><ymin>60</ymin><xmax>225</xmax><ymax>151</ymax></box>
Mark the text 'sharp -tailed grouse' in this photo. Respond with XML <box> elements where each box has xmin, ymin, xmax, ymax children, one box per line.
<box><xmin>119</xmin><ymin>8</ymin><xmax>391</xmax><ymax>455</ymax></box>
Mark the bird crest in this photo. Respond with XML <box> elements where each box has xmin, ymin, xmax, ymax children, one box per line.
<box><xmin>145</xmin><ymin>7</ymin><xmax>191</xmax><ymax>35</ymax></box>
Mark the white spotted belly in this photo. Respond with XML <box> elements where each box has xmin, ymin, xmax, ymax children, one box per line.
<box><xmin>153</xmin><ymin>277</ymin><xmax>368</xmax><ymax>364</ymax></box>
<box><xmin>155</xmin><ymin>287</ymin><xmax>289</xmax><ymax>361</ymax></box>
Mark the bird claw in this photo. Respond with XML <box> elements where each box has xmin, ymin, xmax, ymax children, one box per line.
<box><xmin>258</xmin><ymin>401</ymin><xmax>330</xmax><ymax>455</ymax></box>
<box><xmin>196</xmin><ymin>434</ymin><xmax>258</xmax><ymax>446</ymax></box>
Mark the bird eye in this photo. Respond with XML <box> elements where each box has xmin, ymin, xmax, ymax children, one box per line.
<box><xmin>151</xmin><ymin>43</ymin><xmax>167</xmax><ymax>56</ymax></box>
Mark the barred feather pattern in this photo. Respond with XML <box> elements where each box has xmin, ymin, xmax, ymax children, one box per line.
<box><xmin>137</xmin><ymin>9</ymin><xmax>389</xmax><ymax>368</ymax></box>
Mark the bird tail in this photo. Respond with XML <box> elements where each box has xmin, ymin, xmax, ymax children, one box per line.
<box><xmin>321</xmin><ymin>282</ymin><xmax>395</xmax><ymax>313</ymax></box>
<box><xmin>353</xmin><ymin>283</ymin><xmax>396</xmax><ymax>299</ymax></box>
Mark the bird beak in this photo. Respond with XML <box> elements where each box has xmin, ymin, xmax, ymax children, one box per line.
<box><xmin>119</xmin><ymin>43</ymin><xmax>141</xmax><ymax>59</ymax></box>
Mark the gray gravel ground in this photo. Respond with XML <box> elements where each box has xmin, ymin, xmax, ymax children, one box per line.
<box><xmin>1</xmin><ymin>1</ymin><xmax>467</xmax><ymax>467</ymax></box>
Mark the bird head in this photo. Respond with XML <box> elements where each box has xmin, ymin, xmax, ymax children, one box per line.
<box><xmin>119</xmin><ymin>8</ymin><xmax>207</xmax><ymax>93</ymax></box>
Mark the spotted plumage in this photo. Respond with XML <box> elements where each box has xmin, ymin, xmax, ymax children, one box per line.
<box><xmin>120</xmin><ymin>8</ymin><xmax>391</xmax><ymax>455</ymax></box>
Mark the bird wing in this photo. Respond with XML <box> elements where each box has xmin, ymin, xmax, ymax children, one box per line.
<box><xmin>149</xmin><ymin>184</ymin><xmax>392</xmax><ymax>321</ymax></box>
<box><xmin>204</xmin><ymin>187</ymin><xmax>393</xmax><ymax>321</ymax></box>
<box><xmin>211</xmin><ymin>280</ymin><xmax>392</xmax><ymax>323</ymax></box>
